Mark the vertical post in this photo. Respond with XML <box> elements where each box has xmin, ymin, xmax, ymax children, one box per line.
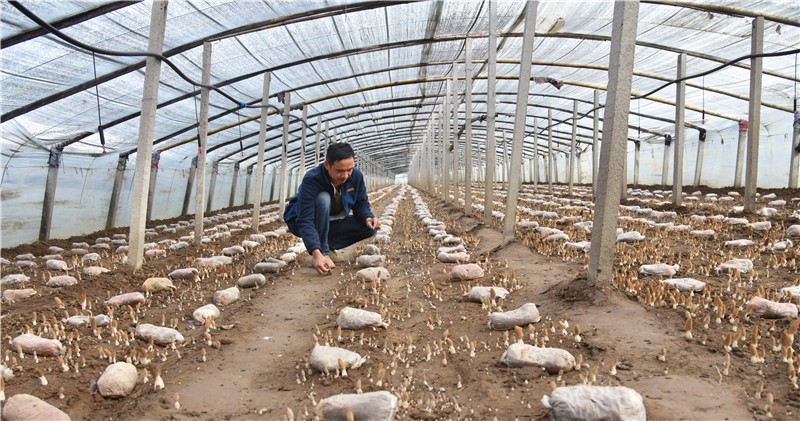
<box><xmin>502</xmin><ymin>0</ymin><xmax>537</xmax><ymax>245</ymax></box>
<box><xmin>533</xmin><ymin>119</ymin><xmax>539</xmax><ymax>188</ymax></box>
<box><xmin>106</xmin><ymin>156</ymin><xmax>127</xmax><ymax>229</ymax></box>
<box><xmin>229</xmin><ymin>162</ymin><xmax>240</xmax><ymax>208</ymax></box>
<box><xmin>743</xmin><ymin>16</ymin><xmax>763</xmax><ymax>212</ymax></box>
<box><xmin>791</xmin><ymin>116</ymin><xmax>800</xmax><ymax>188</ymax></box>
<box><xmin>244</xmin><ymin>164</ymin><xmax>253</xmax><ymax>205</ymax></box>
<box><xmin>502</xmin><ymin>130</ymin><xmax>509</xmax><ymax>185</ymax></box>
<box><xmin>568</xmin><ymin>99</ymin><xmax>577</xmax><ymax>195</ymax></box>
<box><xmin>633</xmin><ymin>141</ymin><xmax>641</xmax><ymax>186</ymax></box>
<box><xmin>661</xmin><ymin>131</ymin><xmax>671</xmax><ymax>186</ymax></box>
<box><xmin>484</xmin><ymin>0</ymin><xmax>497</xmax><ymax>224</ymax></box>
<box><xmin>734</xmin><ymin>120</ymin><xmax>747</xmax><ymax>187</ymax></box>
<box><xmin>193</xmin><ymin>41</ymin><xmax>212</xmax><ymax>245</ymax></box>
<box><xmin>128</xmin><ymin>0</ymin><xmax>168</xmax><ymax>269</ymax></box>
<box><xmin>451</xmin><ymin>71</ymin><xmax>460</xmax><ymax>204</ymax></box>
<box><xmin>325</xmin><ymin>121</ymin><xmax>330</xmax><ymax>153</ymax></box>
<box><xmin>206</xmin><ymin>160</ymin><xmax>219</xmax><ymax>212</ymax></box>
<box><xmin>300</xmin><ymin>105</ymin><xmax>308</xmax><ymax>181</ymax></box>
<box><xmin>146</xmin><ymin>163</ymin><xmax>158</xmax><ymax>221</ymax></box>
<box><xmin>278</xmin><ymin>92</ymin><xmax>291</xmax><ymax>219</ymax></box>
<box><xmin>588</xmin><ymin>0</ymin><xmax>639</xmax><ymax>286</ymax></box>
<box><xmin>673</xmin><ymin>53</ymin><xmax>686</xmax><ymax>206</ymax></box>
<box><xmin>182</xmin><ymin>157</ymin><xmax>197</xmax><ymax>215</ymax></box>
<box><xmin>443</xmin><ymin>79</ymin><xmax>451</xmax><ymax>203</ymax></box>
<box><xmin>251</xmin><ymin>72</ymin><xmax>271</xmax><ymax>230</ymax></box>
<box><xmin>693</xmin><ymin>130</ymin><xmax>706</xmax><ymax>187</ymax></box>
<box><xmin>592</xmin><ymin>90</ymin><xmax>600</xmax><ymax>197</ymax></box>
<box><xmin>268</xmin><ymin>165</ymin><xmax>278</xmax><ymax>202</ymax></box>
<box><xmin>39</xmin><ymin>147</ymin><xmax>61</xmax><ymax>241</ymax></box>
<box><xmin>464</xmin><ymin>38</ymin><xmax>472</xmax><ymax>216</ymax></box>
<box><xmin>315</xmin><ymin>115</ymin><xmax>322</xmax><ymax>166</ymax></box>
<box><xmin>547</xmin><ymin>109</ymin><xmax>553</xmax><ymax>193</ymax></box>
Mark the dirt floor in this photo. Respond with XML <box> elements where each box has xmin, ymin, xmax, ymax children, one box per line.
<box><xmin>1</xmin><ymin>183</ymin><xmax>799</xmax><ymax>420</ymax></box>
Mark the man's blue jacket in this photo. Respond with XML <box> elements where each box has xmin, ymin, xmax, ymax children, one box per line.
<box><xmin>283</xmin><ymin>162</ymin><xmax>374</xmax><ymax>254</ymax></box>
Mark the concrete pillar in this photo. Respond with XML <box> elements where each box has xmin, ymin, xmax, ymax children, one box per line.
<box><xmin>743</xmin><ymin>16</ymin><xmax>764</xmax><ymax>212</ymax></box>
<box><xmin>533</xmin><ymin>120</ymin><xmax>539</xmax><ymax>187</ymax></box>
<box><xmin>576</xmin><ymin>152</ymin><xmax>583</xmax><ymax>184</ymax></box>
<box><xmin>206</xmin><ymin>161</ymin><xmax>219</xmax><ymax>212</ymax></box>
<box><xmin>791</xmin><ymin>118</ymin><xmax>800</xmax><ymax>188</ymax></box>
<box><xmin>193</xmin><ymin>42</ymin><xmax>212</xmax><ymax>245</ymax></box>
<box><xmin>502</xmin><ymin>130</ymin><xmax>509</xmax><ymax>185</ymax></box>
<box><xmin>443</xmin><ymin>79</ymin><xmax>451</xmax><ymax>203</ymax></box>
<box><xmin>552</xmin><ymin>152</ymin><xmax>559</xmax><ymax>184</ymax></box>
<box><xmin>484</xmin><ymin>0</ymin><xmax>497</xmax><ymax>224</ymax></box>
<box><xmin>502</xmin><ymin>0</ymin><xmax>537</xmax><ymax>245</ymax></box>
<box><xmin>588</xmin><ymin>0</ymin><xmax>639</xmax><ymax>286</ymax></box>
<box><xmin>464</xmin><ymin>38</ymin><xmax>473</xmax><ymax>216</ymax></box>
<box><xmin>315</xmin><ymin>115</ymin><xmax>322</xmax><ymax>166</ymax></box>
<box><xmin>620</xmin><ymin>138</ymin><xmax>627</xmax><ymax>200</ymax></box>
<box><xmin>128</xmin><ymin>0</ymin><xmax>168</xmax><ymax>269</ymax></box>
<box><xmin>568</xmin><ymin>99</ymin><xmax>577</xmax><ymax>195</ymax></box>
<box><xmin>182</xmin><ymin>157</ymin><xmax>197</xmax><ymax>215</ymax></box>
<box><xmin>633</xmin><ymin>141</ymin><xmax>641</xmax><ymax>186</ymax></box>
<box><xmin>244</xmin><ymin>164</ymin><xmax>253</xmax><ymax>205</ymax></box>
<box><xmin>734</xmin><ymin>120</ymin><xmax>747</xmax><ymax>187</ymax></box>
<box><xmin>229</xmin><ymin>162</ymin><xmax>240</xmax><ymax>208</ymax></box>
<box><xmin>106</xmin><ymin>156</ymin><xmax>127</xmax><ymax>229</ymax></box>
<box><xmin>547</xmin><ymin>109</ymin><xmax>554</xmax><ymax>193</ymax></box>
<box><xmin>251</xmin><ymin>72</ymin><xmax>271</xmax><ymax>230</ymax></box>
<box><xmin>268</xmin><ymin>165</ymin><xmax>278</xmax><ymax>202</ymax></box>
<box><xmin>325</xmin><ymin>121</ymin><xmax>330</xmax><ymax>153</ymax></box>
<box><xmin>39</xmin><ymin>148</ymin><xmax>61</xmax><ymax>241</ymax></box>
<box><xmin>146</xmin><ymin>164</ymin><xmax>158</xmax><ymax>221</ymax></box>
<box><xmin>592</xmin><ymin>90</ymin><xmax>600</xmax><ymax>197</ymax></box>
<box><xmin>278</xmin><ymin>92</ymin><xmax>291</xmax><ymax>220</ymax></box>
<box><xmin>693</xmin><ymin>129</ymin><xmax>706</xmax><ymax>187</ymax></box>
<box><xmin>673</xmin><ymin>53</ymin><xmax>686</xmax><ymax>206</ymax></box>
<box><xmin>451</xmin><ymin>71</ymin><xmax>460</xmax><ymax>204</ymax></box>
<box><xmin>299</xmin><ymin>105</ymin><xmax>308</xmax><ymax>181</ymax></box>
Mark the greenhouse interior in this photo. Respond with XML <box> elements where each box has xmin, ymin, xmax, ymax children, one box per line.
<box><xmin>1</xmin><ymin>0</ymin><xmax>799</xmax><ymax>419</ymax></box>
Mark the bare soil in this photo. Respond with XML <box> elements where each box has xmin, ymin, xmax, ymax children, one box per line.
<box><xmin>1</xmin><ymin>184</ymin><xmax>799</xmax><ymax>420</ymax></box>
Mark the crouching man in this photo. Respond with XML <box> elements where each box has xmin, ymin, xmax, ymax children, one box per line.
<box><xmin>284</xmin><ymin>143</ymin><xmax>381</xmax><ymax>274</ymax></box>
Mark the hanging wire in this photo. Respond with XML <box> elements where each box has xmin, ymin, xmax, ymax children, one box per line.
<box><xmin>701</xmin><ymin>75</ymin><xmax>706</xmax><ymax>124</ymax></box>
<box><xmin>193</xmin><ymin>87</ymin><xmax>202</xmax><ymax>154</ymax></box>
<box><xmin>92</xmin><ymin>52</ymin><xmax>106</xmax><ymax>154</ymax></box>
<box><xmin>237</xmin><ymin>111</ymin><xmax>244</xmax><ymax>156</ymax></box>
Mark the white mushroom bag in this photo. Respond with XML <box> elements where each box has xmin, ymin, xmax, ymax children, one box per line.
<box><xmin>488</xmin><ymin>303</ymin><xmax>541</xmax><ymax>330</ymax></box>
<box><xmin>541</xmin><ymin>385</ymin><xmax>646</xmax><ymax>421</ymax></box>
<box><xmin>317</xmin><ymin>391</ymin><xmax>398</xmax><ymax>421</ymax></box>
<box><xmin>336</xmin><ymin>307</ymin><xmax>388</xmax><ymax>329</ymax></box>
<box><xmin>500</xmin><ymin>343</ymin><xmax>575</xmax><ymax>374</ymax></box>
<box><xmin>309</xmin><ymin>345</ymin><xmax>366</xmax><ymax>372</ymax></box>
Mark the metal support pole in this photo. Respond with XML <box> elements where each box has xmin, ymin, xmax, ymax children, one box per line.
<box><xmin>451</xmin><ymin>71</ymin><xmax>460</xmax><ymax>204</ymax></box>
<box><xmin>533</xmin><ymin>119</ymin><xmax>539</xmax><ymax>188</ymax></box>
<box><xmin>592</xmin><ymin>90</ymin><xmax>600</xmax><ymax>197</ymax></box>
<box><xmin>633</xmin><ymin>141</ymin><xmax>641</xmax><ymax>186</ymax></box>
<box><xmin>182</xmin><ymin>157</ymin><xmax>197</xmax><ymax>215</ymax></box>
<box><xmin>146</xmin><ymin>164</ymin><xmax>157</xmax><ymax>221</ymax></box>
<box><xmin>251</xmin><ymin>72</ymin><xmax>271</xmax><ymax>230</ymax></box>
<box><xmin>278</xmin><ymin>92</ymin><xmax>291</xmax><ymax>219</ymax></box>
<box><xmin>547</xmin><ymin>109</ymin><xmax>553</xmax><ymax>193</ymax></box>
<box><xmin>502</xmin><ymin>130</ymin><xmax>509</xmax><ymax>185</ymax></box>
<box><xmin>502</xmin><ymin>0</ymin><xmax>537</xmax><ymax>245</ymax></box>
<box><xmin>464</xmin><ymin>34</ymin><xmax>472</xmax><ymax>216</ymax></box>
<box><xmin>229</xmin><ymin>162</ymin><xmax>239</xmax><ymax>208</ymax></box>
<box><xmin>568</xmin><ymin>99</ymin><xmax>577</xmax><ymax>195</ymax></box>
<box><xmin>325</xmin><ymin>121</ymin><xmax>330</xmax><ymax>153</ymax></box>
<box><xmin>128</xmin><ymin>0</ymin><xmax>168</xmax><ymax>269</ymax></box>
<box><xmin>661</xmin><ymin>133</ymin><xmax>671</xmax><ymax>186</ymax></box>
<box><xmin>693</xmin><ymin>131</ymin><xmax>706</xmax><ymax>187</ymax></box>
<box><xmin>673</xmin><ymin>53</ymin><xmax>686</xmax><ymax>206</ymax></box>
<box><xmin>588</xmin><ymin>0</ymin><xmax>639</xmax><ymax>286</ymax></box>
<box><xmin>244</xmin><ymin>164</ymin><xmax>253</xmax><ymax>205</ymax></box>
<box><xmin>206</xmin><ymin>161</ymin><xmax>219</xmax><ymax>212</ymax></box>
<box><xmin>300</xmin><ymin>105</ymin><xmax>308</xmax><ymax>181</ymax></box>
<box><xmin>484</xmin><ymin>0</ymin><xmax>497</xmax><ymax>224</ymax></box>
<box><xmin>791</xmin><ymin>120</ymin><xmax>800</xmax><ymax>188</ymax></box>
<box><xmin>734</xmin><ymin>120</ymin><xmax>747</xmax><ymax>187</ymax></box>
<box><xmin>315</xmin><ymin>115</ymin><xmax>322</xmax><ymax>167</ymax></box>
<box><xmin>744</xmin><ymin>16</ymin><xmax>764</xmax><ymax>212</ymax></box>
<box><xmin>39</xmin><ymin>147</ymin><xmax>61</xmax><ymax>241</ymax></box>
<box><xmin>268</xmin><ymin>166</ymin><xmax>278</xmax><ymax>202</ymax></box>
<box><xmin>443</xmin><ymin>79</ymin><xmax>451</xmax><ymax>204</ymax></box>
<box><xmin>106</xmin><ymin>156</ymin><xmax>127</xmax><ymax>229</ymax></box>
<box><xmin>193</xmin><ymin>41</ymin><xmax>212</xmax><ymax>245</ymax></box>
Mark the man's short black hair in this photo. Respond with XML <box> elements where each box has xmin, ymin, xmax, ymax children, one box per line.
<box><xmin>325</xmin><ymin>142</ymin><xmax>355</xmax><ymax>165</ymax></box>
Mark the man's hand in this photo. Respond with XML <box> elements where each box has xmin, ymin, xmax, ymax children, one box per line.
<box><xmin>365</xmin><ymin>217</ymin><xmax>381</xmax><ymax>230</ymax></box>
<box><xmin>311</xmin><ymin>250</ymin><xmax>332</xmax><ymax>275</ymax></box>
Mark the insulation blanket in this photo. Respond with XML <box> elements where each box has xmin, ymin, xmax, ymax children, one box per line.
<box><xmin>309</xmin><ymin>345</ymin><xmax>366</xmax><ymax>372</ymax></box>
<box><xmin>500</xmin><ymin>343</ymin><xmax>575</xmax><ymax>373</ymax></box>
<box><xmin>541</xmin><ymin>385</ymin><xmax>646</xmax><ymax>421</ymax></box>
<box><xmin>317</xmin><ymin>391</ymin><xmax>398</xmax><ymax>421</ymax></box>
<box><xmin>488</xmin><ymin>303</ymin><xmax>541</xmax><ymax>330</ymax></box>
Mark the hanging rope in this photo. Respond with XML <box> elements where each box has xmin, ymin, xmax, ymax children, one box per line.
<box><xmin>92</xmin><ymin>52</ymin><xmax>106</xmax><ymax>154</ymax></box>
<box><xmin>701</xmin><ymin>75</ymin><xmax>706</xmax><ymax>124</ymax></box>
<box><xmin>193</xmin><ymin>87</ymin><xmax>202</xmax><ymax>155</ymax></box>
<box><xmin>236</xmin><ymin>108</ymin><xmax>244</xmax><ymax>156</ymax></box>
